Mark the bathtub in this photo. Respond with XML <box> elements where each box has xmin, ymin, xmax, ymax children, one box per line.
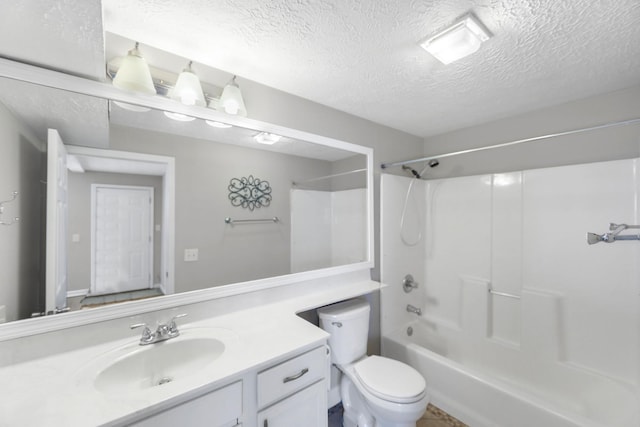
<box><xmin>383</xmin><ymin>320</ymin><xmax>639</xmax><ymax>427</ymax></box>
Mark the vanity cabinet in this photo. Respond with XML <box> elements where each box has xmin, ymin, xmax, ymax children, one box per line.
<box><xmin>130</xmin><ymin>380</ymin><xmax>242</xmax><ymax>427</ymax></box>
<box><xmin>256</xmin><ymin>346</ymin><xmax>328</xmax><ymax>427</ymax></box>
<box><xmin>125</xmin><ymin>345</ymin><xmax>328</xmax><ymax>427</ymax></box>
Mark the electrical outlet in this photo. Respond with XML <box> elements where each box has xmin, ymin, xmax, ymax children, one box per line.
<box><xmin>184</xmin><ymin>248</ymin><xmax>199</xmax><ymax>262</ymax></box>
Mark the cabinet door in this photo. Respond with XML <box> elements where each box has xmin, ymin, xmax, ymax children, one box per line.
<box><xmin>130</xmin><ymin>381</ymin><xmax>242</xmax><ymax>427</ymax></box>
<box><xmin>257</xmin><ymin>380</ymin><xmax>327</xmax><ymax>427</ymax></box>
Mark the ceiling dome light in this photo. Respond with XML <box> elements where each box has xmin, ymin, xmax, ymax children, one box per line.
<box><xmin>420</xmin><ymin>14</ymin><xmax>491</xmax><ymax>65</ymax></box>
<box><xmin>219</xmin><ymin>76</ymin><xmax>247</xmax><ymax>116</ymax></box>
<box><xmin>171</xmin><ymin>61</ymin><xmax>206</xmax><ymax>106</ymax></box>
<box><xmin>205</xmin><ymin>120</ymin><xmax>233</xmax><ymax>128</ymax></box>
<box><xmin>112</xmin><ymin>43</ymin><xmax>156</xmax><ymax>95</ymax></box>
<box><xmin>254</xmin><ymin>132</ymin><xmax>281</xmax><ymax>145</ymax></box>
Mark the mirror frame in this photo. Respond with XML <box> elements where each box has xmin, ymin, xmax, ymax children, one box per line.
<box><xmin>0</xmin><ymin>57</ymin><xmax>374</xmax><ymax>341</ymax></box>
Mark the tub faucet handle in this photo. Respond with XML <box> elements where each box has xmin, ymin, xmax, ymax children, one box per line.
<box><xmin>403</xmin><ymin>274</ymin><xmax>419</xmax><ymax>293</ymax></box>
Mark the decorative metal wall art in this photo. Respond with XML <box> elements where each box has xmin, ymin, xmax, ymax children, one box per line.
<box><xmin>228</xmin><ymin>175</ymin><xmax>272</xmax><ymax>211</ymax></box>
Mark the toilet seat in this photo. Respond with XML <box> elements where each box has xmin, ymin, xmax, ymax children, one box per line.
<box><xmin>353</xmin><ymin>355</ymin><xmax>426</xmax><ymax>404</ymax></box>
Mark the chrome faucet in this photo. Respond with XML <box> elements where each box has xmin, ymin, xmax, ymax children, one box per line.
<box><xmin>406</xmin><ymin>304</ymin><xmax>422</xmax><ymax>316</ymax></box>
<box><xmin>131</xmin><ymin>313</ymin><xmax>187</xmax><ymax>345</ymax></box>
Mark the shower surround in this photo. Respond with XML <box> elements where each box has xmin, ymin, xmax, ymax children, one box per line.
<box><xmin>380</xmin><ymin>158</ymin><xmax>640</xmax><ymax>427</ymax></box>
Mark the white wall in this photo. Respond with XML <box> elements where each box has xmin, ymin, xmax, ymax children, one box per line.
<box><xmin>0</xmin><ymin>102</ymin><xmax>45</xmax><ymax>322</ymax></box>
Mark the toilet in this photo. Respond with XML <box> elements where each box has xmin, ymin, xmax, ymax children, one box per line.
<box><xmin>318</xmin><ymin>299</ymin><xmax>429</xmax><ymax>427</ymax></box>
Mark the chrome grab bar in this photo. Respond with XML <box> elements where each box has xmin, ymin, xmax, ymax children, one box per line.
<box><xmin>587</xmin><ymin>223</ymin><xmax>640</xmax><ymax>245</ymax></box>
<box><xmin>225</xmin><ymin>216</ymin><xmax>279</xmax><ymax>224</ymax></box>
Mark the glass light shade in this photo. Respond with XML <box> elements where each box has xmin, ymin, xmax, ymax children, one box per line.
<box><xmin>420</xmin><ymin>15</ymin><xmax>491</xmax><ymax>64</ymax></box>
<box><xmin>112</xmin><ymin>44</ymin><xmax>156</xmax><ymax>95</ymax></box>
<box><xmin>171</xmin><ymin>62</ymin><xmax>206</xmax><ymax>106</ymax></box>
<box><xmin>254</xmin><ymin>132</ymin><xmax>281</xmax><ymax>145</ymax></box>
<box><xmin>219</xmin><ymin>77</ymin><xmax>247</xmax><ymax>116</ymax></box>
<box><xmin>163</xmin><ymin>111</ymin><xmax>196</xmax><ymax>122</ymax></box>
<box><xmin>113</xmin><ymin>101</ymin><xmax>151</xmax><ymax>113</ymax></box>
<box><xmin>205</xmin><ymin>120</ymin><xmax>233</xmax><ymax>128</ymax></box>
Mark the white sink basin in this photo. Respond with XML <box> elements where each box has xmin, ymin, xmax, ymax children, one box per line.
<box><xmin>83</xmin><ymin>328</ymin><xmax>236</xmax><ymax>395</ymax></box>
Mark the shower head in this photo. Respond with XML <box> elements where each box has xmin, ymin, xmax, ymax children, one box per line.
<box><xmin>402</xmin><ymin>165</ymin><xmax>421</xmax><ymax>179</ymax></box>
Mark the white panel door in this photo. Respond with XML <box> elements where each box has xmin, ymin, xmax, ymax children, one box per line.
<box><xmin>92</xmin><ymin>185</ymin><xmax>153</xmax><ymax>294</ymax></box>
<box><xmin>45</xmin><ymin>129</ymin><xmax>69</xmax><ymax>313</ymax></box>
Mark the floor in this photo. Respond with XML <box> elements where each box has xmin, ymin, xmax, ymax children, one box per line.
<box><xmin>328</xmin><ymin>403</ymin><xmax>468</xmax><ymax>427</ymax></box>
<box><xmin>418</xmin><ymin>404</ymin><xmax>468</xmax><ymax>427</ymax></box>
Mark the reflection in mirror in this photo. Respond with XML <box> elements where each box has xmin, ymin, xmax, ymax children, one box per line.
<box><xmin>0</xmin><ymin>76</ymin><xmax>369</xmax><ymax>325</ymax></box>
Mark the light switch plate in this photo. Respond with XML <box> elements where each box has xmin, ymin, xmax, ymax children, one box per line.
<box><xmin>184</xmin><ymin>248</ymin><xmax>199</xmax><ymax>262</ymax></box>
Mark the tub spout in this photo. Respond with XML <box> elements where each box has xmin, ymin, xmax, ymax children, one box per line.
<box><xmin>407</xmin><ymin>304</ymin><xmax>422</xmax><ymax>315</ymax></box>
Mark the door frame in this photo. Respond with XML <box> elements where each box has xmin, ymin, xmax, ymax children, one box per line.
<box><xmin>90</xmin><ymin>184</ymin><xmax>155</xmax><ymax>295</ymax></box>
<box><xmin>66</xmin><ymin>146</ymin><xmax>175</xmax><ymax>295</ymax></box>
<box><xmin>45</xmin><ymin>129</ymin><xmax>69</xmax><ymax>313</ymax></box>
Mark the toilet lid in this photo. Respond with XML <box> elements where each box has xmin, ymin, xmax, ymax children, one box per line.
<box><xmin>354</xmin><ymin>356</ymin><xmax>426</xmax><ymax>403</ymax></box>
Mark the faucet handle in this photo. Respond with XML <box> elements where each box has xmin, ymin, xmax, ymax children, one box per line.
<box><xmin>131</xmin><ymin>322</ymin><xmax>154</xmax><ymax>344</ymax></box>
<box><xmin>168</xmin><ymin>313</ymin><xmax>187</xmax><ymax>336</ymax></box>
<box><xmin>402</xmin><ymin>274</ymin><xmax>419</xmax><ymax>293</ymax></box>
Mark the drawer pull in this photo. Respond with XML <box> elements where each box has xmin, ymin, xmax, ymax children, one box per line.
<box><xmin>283</xmin><ymin>367</ymin><xmax>309</xmax><ymax>383</ymax></box>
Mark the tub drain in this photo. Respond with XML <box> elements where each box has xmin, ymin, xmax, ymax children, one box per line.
<box><xmin>157</xmin><ymin>377</ymin><xmax>173</xmax><ymax>386</ymax></box>
<box><xmin>407</xmin><ymin>326</ymin><xmax>413</xmax><ymax>336</ymax></box>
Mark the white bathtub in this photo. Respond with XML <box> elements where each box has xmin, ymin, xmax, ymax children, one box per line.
<box><xmin>383</xmin><ymin>320</ymin><xmax>639</xmax><ymax>427</ymax></box>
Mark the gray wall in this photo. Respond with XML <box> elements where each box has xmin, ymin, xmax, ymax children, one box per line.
<box><xmin>0</xmin><ymin>101</ymin><xmax>45</xmax><ymax>322</ymax></box>
<box><xmin>67</xmin><ymin>171</ymin><xmax>164</xmax><ymax>292</ymax></box>
<box><xmin>422</xmin><ymin>84</ymin><xmax>640</xmax><ymax>178</ymax></box>
<box><xmin>109</xmin><ymin>125</ymin><xmax>336</xmax><ymax>293</ymax></box>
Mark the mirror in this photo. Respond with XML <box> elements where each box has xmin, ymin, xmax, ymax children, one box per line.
<box><xmin>0</xmin><ymin>71</ymin><xmax>371</xmax><ymax>326</ymax></box>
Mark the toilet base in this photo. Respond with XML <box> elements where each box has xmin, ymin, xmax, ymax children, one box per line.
<box><xmin>340</xmin><ymin>372</ymin><xmax>424</xmax><ymax>427</ymax></box>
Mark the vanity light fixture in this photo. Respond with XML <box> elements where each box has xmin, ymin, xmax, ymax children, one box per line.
<box><xmin>254</xmin><ymin>132</ymin><xmax>281</xmax><ymax>145</ymax></box>
<box><xmin>206</xmin><ymin>120</ymin><xmax>233</xmax><ymax>129</ymax></box>
<box><xmin>171</xmin><ymin>61</ymin><xmax>206</xmax><ymax>106</ymax></box>
<box><xmin>218</xmin><ymin>76</ymin><xmax>247</xmax><ymax>116</ymax></box>
<box><xmin>420</xmin><ymin>14</ymin><xmax>491</xmax><ymax>64</ymax></box>
<box><xmin>112</xmin><ymin>42</ymin><xmax>156</xmax><ymax>95</ymax></box>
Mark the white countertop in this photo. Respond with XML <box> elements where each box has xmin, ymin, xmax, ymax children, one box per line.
<box><xmin>0</xmin><ymin>279</ymin><xmax>379</xmax><ymax>426</ymax></box>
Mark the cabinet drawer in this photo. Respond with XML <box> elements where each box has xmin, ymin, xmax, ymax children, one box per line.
<box><xmin>257</xmin><ymin>346</ymin><xmax>326</xmax><ymax>408</ymax></box>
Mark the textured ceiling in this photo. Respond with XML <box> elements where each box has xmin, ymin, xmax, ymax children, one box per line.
<box><xmin>0</xmin><ymin>78</ymin><xmax>109</xmax><ymax>148</ymax></box>
<box><xmin>102</xmin><ymin>0</ymin><xmax>640</xmax><ymax>138</ymax></box>
<box><xmin>0</xmin><ymin>0</ymin><xmax>104</xmax><ymax>79</ymax></box>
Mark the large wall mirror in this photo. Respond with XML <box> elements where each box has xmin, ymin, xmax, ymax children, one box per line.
<box><xmin>0</xmin><ymin>61</ymin><xmax>373</xmax><ymax>335</ymax></box>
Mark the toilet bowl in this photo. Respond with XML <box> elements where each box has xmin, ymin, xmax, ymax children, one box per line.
<box><xmin>318</xmin><ymin>299</ymin><xmax>429</xmax><ymax>427</ymax></box>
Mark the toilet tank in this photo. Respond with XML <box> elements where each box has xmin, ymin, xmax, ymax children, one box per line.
<box><xmin>318</xmin><ymin>299</ymin><xmax>370</xmax><ymax>365</ymax></box>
